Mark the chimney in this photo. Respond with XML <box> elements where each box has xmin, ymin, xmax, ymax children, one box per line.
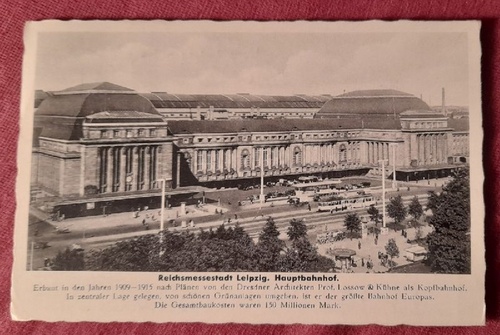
<box><xmin>441</xmin><ymin>87</ymin><xmax>446</xmax><ymax>115</ymax></box>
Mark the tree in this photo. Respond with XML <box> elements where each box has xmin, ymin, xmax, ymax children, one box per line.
<box><xmin>255</xmin><ymin>217</ymin><xmax>285</xmax><ymax>271</ymax></box>
<box><xmin>367</xmin><ymin>204</ymin><xmax>382</xmax><ymax>226</ymax></box>
<box><xmin>287</xmin><ymin>218</ymin><xmax>307</xmax><ymax>241</ymax></box>
<box><xmin>426</xmin><ymin>168</ymin><xmax>470</xmax><ymax>274</ymax></box>
<box><xmin>51</xmin><ymin>247</ymin><xmax>85</xmax><ymax>271</ymax></box>
<box><xmin>343</xmin><ymin>213</ymin><xmax>361</xmax><ymax>238</ymax></box>
<box><xmin>385</xmin><ymin>238</ymin><xmax>400</xmax><ymax>268</ymax></box>
<box><xmin>387</xmin><ymin>195</ymin><xmax>407</xmax><ymax>225</ymax></box>
<box><xmin>426</xmin><ymin>191</ymin><xmax>440</xmax><ymax>212</ymax></box>
<box><xmin>408</xmin><ymin>196</ymin><xmax>423</xmax><ymax>220</ymax></box>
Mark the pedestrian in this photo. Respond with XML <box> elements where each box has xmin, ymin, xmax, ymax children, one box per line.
<box><xmin>358</xmin><ymin>241</ymin><xmax>361</xmax><ymax>250</ymax></box>
<box><xmin>361</xmin><ymin>258</ymin><xmax>365</xmax><ymax>267</ymax></box>
<box><xmin>308</xmin><ymin>203</ymin><xmax>311</xmax><ymax>211</ymax></box>
<box><xmin>142</xmin><ymin>219</ymin><xmax>146</xmax><ymax>226</ymax></box>
<box><xmin>234</xmin><ymin>214</ymin><xmax>238</xmax><ymax>220</ymax></box>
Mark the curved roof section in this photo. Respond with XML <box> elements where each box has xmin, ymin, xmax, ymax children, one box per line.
<box><xmin>315</xmin><ymin>89</ymin><xmax>431</xmax><ymax>118</ymax></box>
<box><xmin>58</xmin><ymin>82</ymin><xmax>134</xmax><ymax>93</ymax></box>
<box><xmin>141</xmin><ymin>92</ymin><xmax>330</xmax><ymax>109</ymax></box>
<box><xmin>338</xmin><ymin>89</ymin><xmax>414</xmax><ymax>98</ymax></box>
<box><xmin>36</xmin><ymin>88</ymin><xmax>159</xmax><ymax>118</ymax></box>
<box><xmin>34</xmin><ymin>83</ymin><xmax>162</xmax><ymax>141</ymax></box>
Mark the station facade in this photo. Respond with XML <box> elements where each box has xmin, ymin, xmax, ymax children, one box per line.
<box><xmin>31</xmin><ymin>83</ymin><xmax>469</xmax><ymax>216</ymax></box>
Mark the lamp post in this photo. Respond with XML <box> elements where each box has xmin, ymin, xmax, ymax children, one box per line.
<box><xmin>390</xmin><ymin>143</ymin><xmax>397</xmax><ymax>189</ymax></box>
<box><xmin>260</xmin><ymin>147</ymin><xmax>264</xmax><ymax>209</ymax></box>
<box><xmin>158</xmin><ymin>178</ymin><xmax>167</xmax><ymax>256</ymax></box>
<box><xmin>379</xmin><ymin>159</ymin><xmax>388</xmax><ymax>229</ymax></box>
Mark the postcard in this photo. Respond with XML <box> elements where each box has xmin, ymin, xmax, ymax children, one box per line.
<box><xmin>12</xmin><ymin>20</ymin><xmax>484</xmax><ymax>325</ymax></box>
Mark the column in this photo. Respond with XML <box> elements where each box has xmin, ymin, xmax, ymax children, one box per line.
<box><xmin>176</xmin><ymin>152</ymin><xmax>181</xmax><ymax>187</ymax></box>
<box><xmin>425</xmin><ymin>134</ymin><xmax>430</xmax><ymax>164</ymax></box>
<box><xmin>144</xmin><ymin>147</ymin><xmax>151</xmax><ymax>189</ymax></box>
<box><xmin>202</xmin><ymin>150</ymin><xmax>207</xmax><ymax>173</ymax></box>
<box><xmin>372</xmin><ymin>142</ymin><xmax>376</xmax><ymax>163</ymax></box>
<box><xmin>417</xmin><ymin>136</ymin><xmax>423</xmax><ymax>165</ymax></box>
<box><xmin>435</xmin><ymin>135</ymin><xmax>440</xmax><ymax>164</ymax></box>
<box><xmin>106</xmin><ymin>147</ymin><xmax>113</xmax><ymax>193</ymax></box>
<box><xmin>367</xmin><ymin>142</ymin><xmax>371</xmax><ymax>164</ymax></box>
<box><xmin>131</xmin><ymin>146</ymin><xmax>138</xmax><ymax>191</ymax></box>
<box><xmin>119</xmin><ymin>147</ymin><xmax>126</xmax><ymax>192</ymax></box>
<box><xmin>443</xmin><ymin>134</ymin><xmax>448</xmax><ymax>163</ymax></box>
<box><xmin>251</xmin><ymin>147</ymin><xmax>256</xmax><ymax>170</ymax></box>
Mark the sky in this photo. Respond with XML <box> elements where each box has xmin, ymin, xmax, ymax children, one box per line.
<box><xmin>34</xmin><ymin>30</ymin><xmax>470</xmax><ymax>106</ymax></box>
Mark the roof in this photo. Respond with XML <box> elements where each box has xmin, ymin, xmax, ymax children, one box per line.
<box><xmin>168</xmin><ymin>117</ymin><xmax>402</xmax><ymax>135</ymax></box>
<box><xmin>34</xmin><ymin>83</ymin><xmax>162</xmax><ymax>141</ymax></box>
<box><xmin>448</xmin><ymin>118</ymin><xmax>469</xmax><ymax>131</ymax></box>
<box><xmin>141</xmin><ymin>92</ymin><xmax>329</xmax><ymax>109</ymax></box>
<box><xmin>36</xmin><ymin>92</ymin><xmax>159</xmax><ymax>118</ymax></box>
<box><xmin>338</xmin><ymin>89</ymin><xmax>414</xmax><ymax>98</ymax></box>
<box><xmin>316</xmin><ymin>89</ymin><xmax>431</xmax><ymax>118</ymax></box>
<box><xmin>58</xmin><ymin>82</ymin><xmax>134</xmax><ymax>93</ymax></box>
<box><xmin>35</xmin><ymin>116</ymin><xmax>85</xmax><ymax>142</ymax></box>
<box><xmin>34</xmin><ymin>90</ymin><xmax>49</xmax><ymax>108</ymax></box>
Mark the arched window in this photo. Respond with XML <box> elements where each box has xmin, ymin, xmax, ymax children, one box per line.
<box><xmin>241</xmin><ymin>149</ymin><xmax>250</xmax><ymax>169</ymax></box>
<box><xmin>339</xmin><ymin>144</ymin><xmax>347</xmax><ymax>162</ymax></box>
<box><xmin>293</xmin><ymin>147</ymin><xmax>302</xmax><ymax>166</ymax></box>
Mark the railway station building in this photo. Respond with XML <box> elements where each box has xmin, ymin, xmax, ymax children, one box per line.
<box><xmin>31</xmin><ymin>83</ymin><xmax>469</xmax><ymax>217</ymax></box>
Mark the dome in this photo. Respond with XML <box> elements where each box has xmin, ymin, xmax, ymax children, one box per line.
<box><xmin>34</xmin><ymin>82</ymin><xmax>163</xmax><ymax>141</ymax></box>
<box><xmin>36</xmin><ymin>82</ymin><xmax>159</xmax><ymax>118</ymax></box>
<box><xmin>314</xmin><ymin>89</ymin><xmax>431</xmax><ymax>119</ymax></box>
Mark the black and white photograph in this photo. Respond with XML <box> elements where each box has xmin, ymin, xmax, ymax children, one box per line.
<box><xmin>11</xmin><ymin>20</ymin><xmax>485</xmax><ymax>325</ymax></box>
<box><xmin>25</xmin><ymin>22</ymin><xmax>475</xmax><ymax>275</ymax></box>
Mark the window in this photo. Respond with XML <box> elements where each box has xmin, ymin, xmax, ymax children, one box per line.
<box><xmin>255</xmin><ymin>148</ymin><xmax>260</xmax><ymax>167</ymax></box>
<box><xmin>223</xmin><ymin>149</ymin><xmax>228</xmax><ymax>169</ymax></box>
<box><xmin>138</xmin><ymin>129</ymin><xmax>145</xmax><ymax>137</ymax></box>
<box><xmin>196</xmin><ymin>151</ymin><xmax>203</xmax><ymax>171</ymax></box>
<box><xmin>207</xmin><ymin>150</ymin><xmax>212</xmax><ymax>170</ymax></box>
<box><xmin>100</xmin><ymin>130</ymin><xmax>108</xmax><ymax>138</ymax></box>
<box><xmin>149</xmin><ymin>129</ymin><xmax>156</xmax><ymax>137</ymax></box>
<box><xmin>126</xmin><ymin>130</ymin><xmax>133</xmax><ymax>138</ymax></box>
<box><xmin>113</xmin><ymin>130</ymin><xmax>120</xmax><ymax>138</ymax></box>
<box><xmin>215</xmin><ymin>150</ymin><xmax>220</xmax><ymax>170</ymax></box>
<box><xmin>263</xmin><ymin>148</ymin><xmax>268</xmax><ymax>167</ymax></box>
<box><xmin>241</xmin><ymin>149</ymin><xmax>250</xmax><ymax>169</ymax></box>
<box><xmin>293</xmin><ymin>147</ymin><xmax>302</xmax><ymax>166</ymax></box>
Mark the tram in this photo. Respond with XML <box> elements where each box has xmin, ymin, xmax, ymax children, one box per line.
<box><xmin>317</xmin><ymin>194</ymin><xmax>375</xmax><ymax>212</ymax></box>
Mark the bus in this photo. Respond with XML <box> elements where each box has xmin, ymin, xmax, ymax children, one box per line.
<box><xmin>317</xmin><ymin>194</ymin><xmax>375</xmax><ymax>212</ymax></box>
<box><xmin>293</xmin><ymin>180</ymin><xmax>342</xmax><ymax>202</ymax></box>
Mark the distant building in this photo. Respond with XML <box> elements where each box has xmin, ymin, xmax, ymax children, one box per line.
<box><xmin>31</xmin><ymin>83</ymin><xmax>469</xmax><ymax>217</ymax></box>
